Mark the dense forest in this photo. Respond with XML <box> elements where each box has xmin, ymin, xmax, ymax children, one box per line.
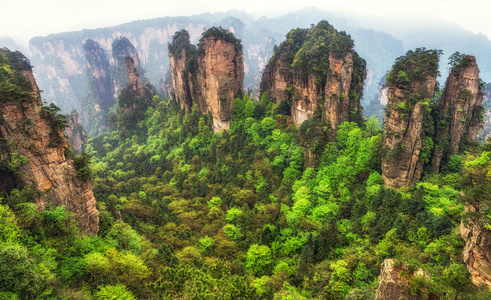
<box><xmin>0</xmin><ymin>23</ymin><xmax>491</xmax><ymax>300</ymax></box>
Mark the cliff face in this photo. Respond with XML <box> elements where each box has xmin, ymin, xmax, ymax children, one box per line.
<box><xmin>116</xmin><ymin>54</ymin><xmax>154</xmax><ymax>133</ymax></box>
<box><xmin>291</xmin><ymin>73</ymin><xmax>321</xmax><ymax>126</ymax></box>
<box><xmin>459</xmin><ymin>205</ymin><xmax>491</xmax><ymax>288</ymax></box>
<box><xmin>260</xmin><ymin>21</ymin><xmax>366</xmax><ymax>129</ymax></box>
<box><xmin>112</xmin><ymin>37</ymin><xmax>145</xmax><ymax>92</ymax></box>
<box><xmin>431</xmin><ymin>55</ymin><xmax>484</xmax><ymax>173</ymax></box>
<box><xmin>382</xmin><ymin>49</ymin><xmax>440</xmax><ymax>188</ymax></box>
<box><xmin>0</xmin><ymin>49</ymin><xmax>98</xmax><ymax>234</ymax></box>
<box><xmin>259</xmin><ymin>43</ymin><xmax>295</xmax><ymax>104</ymax></box>
<box><xmin>169</xmin><ymin>50</ymin><xmax>191</xmax><ymax>111</ymax></box>
<box><xmin>125</xmin><ymin>57</ymin><xmax>145</xmax><ymax>97</ymax></box>
<box><xmin>167</xmin><ymin>28</ymin><xmax>244</xmax><ymax>132</ymax></box>
<box><xmin>65</xmin><ymin>111</ymin><xmax>88</xmax><ymax>155</ymax></box>
<box><xmin>195</xmin><ymin>35</ymin><xmax>244</xmax><ymax>132</ymax></box>
<box><xmin>82</xmin><ymin>39</ymin><xmax>115</xmax><ymax>134</ymax></box>
<box><xmin>168</xmin><ymin>30</ymin><xmax>196</xmax><ymax>112</ymax></box>
<box><xmin>375</xmin><ymin>259</ymin><xmax>435</xmax><ymax>300</ymax></box>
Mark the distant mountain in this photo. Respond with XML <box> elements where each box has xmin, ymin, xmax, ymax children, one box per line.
<box><xmin>26</xmin><ymin>8</ymin><xmax>491</xmax><ymax>129</ymax></box>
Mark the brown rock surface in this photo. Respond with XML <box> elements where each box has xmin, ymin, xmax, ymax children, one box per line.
<box><xmin>382</xmin><ymin>50</ymin><xmax>438</xmax><ymax>188</ymax></box>
<box><xmin>431</xmin><ymin>55</ymin><xmax>484</xmax><ymax>173</ymax></box>
<box><xmin>0</xmin><ymin>65</ymin><xmax>98</xmax><ymax>234</ymax></box>
<box><xmin>459</xmin><ymin>205</ymin><xmax>491</xmax><ymax>288</ymax></box>
<box><xmin>195</xmin><ymin>36</ymin><xmax>244</xmax><ymax>132</ymax></box>
<box><xmin>375</xmin><ymin>259</ymin><xmax>435</xmax><ymax>300</ymax></box>
<box><xmin>125</xmin><ymin>57</ymin><xmax>144</xmax><ymax>97</ymax></box>
<box><xmin>65</xmin><ymin>111</ymin><xmax>88</xmax><ymax>155</ymax></box>
<box><xmin>259</xmin><ymin>46</ymin><xmax>293</xmax><ymax>104</ymax></box>
<box><xmin>169</xmin><ymin>49</ymin><xmax>193</xmax><ymax>112</ymax></box>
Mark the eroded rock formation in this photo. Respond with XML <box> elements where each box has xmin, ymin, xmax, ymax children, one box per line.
<box><xmin>0</xmin><ymin>49</ymin><xmax>98</xmax><ymax>234</ymax></box>
<box><xmin>260</xmin><ymin>21</ymin><xmax>366</xmax><ymax>129</ymax></box>
<box><xmin>168</xmin><ymin>28</ymin><xmax>244</xmax><ymax>132</ymax></box>
<box><xmin>195</xmin><ymin>34</ymin><xmax>244</xmax><ymax>132</ymax></box>
<box><xmin>459</xmin><ymin>205</ymin><xmax>491</xmax><ymax>288</ymax></box>
<box><xmin>112</xmin><ymin>37</ymin><xmax>144</xmax><ymax>92</ymax></box>
<box><xmin>82</xmin><ymin>39</ymin><xmax>115</xmax><ymax>134</ymax></box>
<box><xmin>431</xmin><ymin>55</ymin><xmax>484</xmax><ymax>173</ymax></box>
<box><xmin>382</xmin><ymin>48</ymin><xmax>440</xmax><ymax>188</ymax></box>
<box><xmin>375</xmin><ymin>259</ymin><xmax>435</xmax><ymax>300</ymax></box>
<box><xmin>125</xmin><ymin>57</ymin><xmax>145</xmax><ymax>97</ymax></box>
<box><xmin>65</xmin><ymin>110</ymin><xmax>88</xmax><ymax>155</ymax></box>
<box><xmin>168</xmin><ymin>30</ymin><xmax>195</xmax><ymax>112</ymax></box>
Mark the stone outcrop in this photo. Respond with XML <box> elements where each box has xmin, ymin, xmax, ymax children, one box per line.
<box><xmin>65</xmin><ymin>111</ymin><xmax>88</xmax><ymax>155</ymax></box>
<box><xmin>459</xmin><ymin>205</ymin><xmax>491</xmax><ymax>288</ymax></box>
<box><xmin>168</xmin><ymin>28</ymin><xmax>244</xmax><ymax>132</ymax></box>
<box><xmin>259</xmin><ymin>40</ymin><xmax>297</xmax><ymax>104</ymax></box>
<box><xmin>169</xmin><ymin>49</ymin><xmax>192</xmax><ymax>111</ymax></box>
<box><xmin>431</xmin><ymin>55</ymin><xmax>484</xmax><ymax>173</ymax></box>
<box><xmin>382</xmin><ymin>48</ymin><xmax>439</xmax><ymax>188</ymax></box>
<box><xmin>375</xmin><ymin>259</ymin><xmax>436</xmax><ymax>300</ymax></box>
<box><xmin>116</xmin><ymin>48</ymin><xmax>154</xmax><ymax>133</ymax></box>
<box><xmin>168</xmin><ymin>29</ymin><xmax>196</xmax><ymax>112</ymax></box>
<box><xmin>112</xmin><ymin>37</ymin><xmax>145</xmax><ymax>92</ymax></box>
<box><xmin>125</xmin><ymin>57</ymin><xmax>145</xmax><ymax>97</ymax></box>
<box><xmin>259</xmin><ymin>21</ymin><xmax>366</xmax><ymax>129</ymax></box>
<box><xmin>195</xmin><ymin>33</ymin><xmax>244</xmax><ymax>132</ymax></box>
<box><xmin>82</xmin><ymin>39</ymin><xmax>115</xmax><ymax>134</ymax></box>
<box><xmin>0</xmin><ymin>49</ymin><xmax>98</xmax><ymax>234</ymax></box>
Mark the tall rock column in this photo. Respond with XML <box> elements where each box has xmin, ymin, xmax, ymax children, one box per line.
<box><xmin>259</xmin><ymin>21</ymin><xmax>365</xmax><ymax>129</ymax></box>
<box><xmin>0</xmin><ymin>49</ymin><xmax>98</xmax><ymax>234</ymax></box>
<box><xmin>168</xmin><ymin>29</ymin><xmax>196</xmax><ymax>112</ymax></box>
<box><xmin>82</xmin><ymin>39</ymin><xmax>115</xmax><ymax>135</ymax></box>
<box><xmin>195</xmin><ymin>29</ymin><xmax>244</xmax><ymax>132</ymax></box>
<box><xmin>382</xmin><ymin>48</ymin><xmax>440</xmax><ymax>188</ymax></box>
<box><xmin>431</xmin><ymin>55</ymin><xmax>484</xmax><ymax>173</ymax></box>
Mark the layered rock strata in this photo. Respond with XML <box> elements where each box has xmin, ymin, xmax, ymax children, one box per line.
<box><xmin>259</xmin><ymin>21</ymin><xmax>366</xmax><ymax>129</ymax></box>
<box><xmin>382</xmin><ymin>49</ymin><xmax>439</xmax><ymax>188</ymax></box>
<box><xmin>0</xmin><ymin>49</ymin><xmax>98</xmax><ymax>234</ymax></box>
<box><xmin>431</xmin><ymin>55</ymin><xmax>484</xmax><ymax>173</ymax></box>
<box><xmin>168</xmin><ymin>28</ymin><xmax>244</xmax><ymax>132</ymax></box>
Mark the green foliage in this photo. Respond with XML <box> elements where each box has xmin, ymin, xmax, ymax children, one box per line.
<box><xmin>0</xmin><ymin>245</ymin><xmax>43</xmax><ymax>298</ymax></box>
<box><xmin>40</xmin><ymin>102</ymin><xmax>68</xmax><ymax>147</ymax></box>
<box><xmin>94</xmin><ymin>284</ymin><xmax>135</xmax><ymax>300</ymax></box>
<box><xmin>246</xmin><ymin>244</ymin><xmax>273</xmax><ymax>276</ymax></box>
<box><xmin>386</xmin><ymin>48</ymin><xmax>442</xmax><ymax>85</ymax></box>
<box><xmin>292</xmin><ymin>20</ymin><xmax>354</xmax><ymax>88</ymax></box>
<box><xmin>198</xmin><ymin>26</ymin><xmax>242</xmax><ymax>54</ymax></box>
<box><xmin>74</xmin><ymin>152</ymin><xmax>93</xmax><ymax>180</ymax></box>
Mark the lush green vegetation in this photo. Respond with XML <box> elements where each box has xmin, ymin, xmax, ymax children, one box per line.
<box><xmin>293</xmin><ymin>21</ymin><xmax>354</xmax><ymax>88</ymax></box>
<box><xmin>1</xmin><ymin>46</ymin><xmax>491</xmax><ymax>300</ymax></box>
<box><xmin>198</xmin><ymin>26</ymin><xmax>243</xmax><ymax>55</ymax></box>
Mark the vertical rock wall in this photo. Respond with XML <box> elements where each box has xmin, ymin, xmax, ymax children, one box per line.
<box><xmin>0</xmin><ymin>50</ymin><xmax>98</xmax><ymax>234</ymax></box>
<box><xmin>431</xmin><ymin>55</ymin><xmax>484</xmax><ymax>173</ymax></box>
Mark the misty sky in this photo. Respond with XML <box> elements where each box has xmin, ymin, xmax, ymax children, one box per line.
<box><xmin>2</xmin><ymin>0</ymin><xmax>491</xmax><ymax>45</ymax></box>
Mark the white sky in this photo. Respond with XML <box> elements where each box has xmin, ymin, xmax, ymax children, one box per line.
<box><xmin>2</xmin><ymin>0</ymin><xmax>491</xmax><ymax>45</ymax></box>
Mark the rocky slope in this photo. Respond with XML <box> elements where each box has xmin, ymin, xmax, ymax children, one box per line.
<box><xmin>382</xmin><ymin>48</ymin><xmax>440</xmax><ymax>188</ymax></box>
<box><xmin>65</xmin><ymin>110</ymin><xmax>88</xmax><ymax>155</ymax></box>
<box><xmin>82</xmin><ymin>39</ymin><xmax>115</xmax><ymax>134</ymax></box>
<box><xmin>431</xmin><ymin>55</ymin><xmax>484</xmax><ymax>173</ymax></box>
<box><xmin>0</xmin><ymin>49</ymin><xmax>98</xmax><ymax>234</ymax></box>
<box><xmin>260</xmin><ymin>21</ymin><xmax>366</xmax><ymax>129</ymax></box>
<box><xmin>375</xmin><ymin>259</ymin><xmax>435</xmax><ymax>300</ymax></box>
<box><xmin>459</xmin><ymin>204</ymin><xmax>491</xmax><ymax>288</ymax></box>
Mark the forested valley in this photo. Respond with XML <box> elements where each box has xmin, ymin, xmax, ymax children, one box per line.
<box><xmin>0</xmin><ymin>19</ymin><xmax>491</xmax><ymax>300</ymax></box>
